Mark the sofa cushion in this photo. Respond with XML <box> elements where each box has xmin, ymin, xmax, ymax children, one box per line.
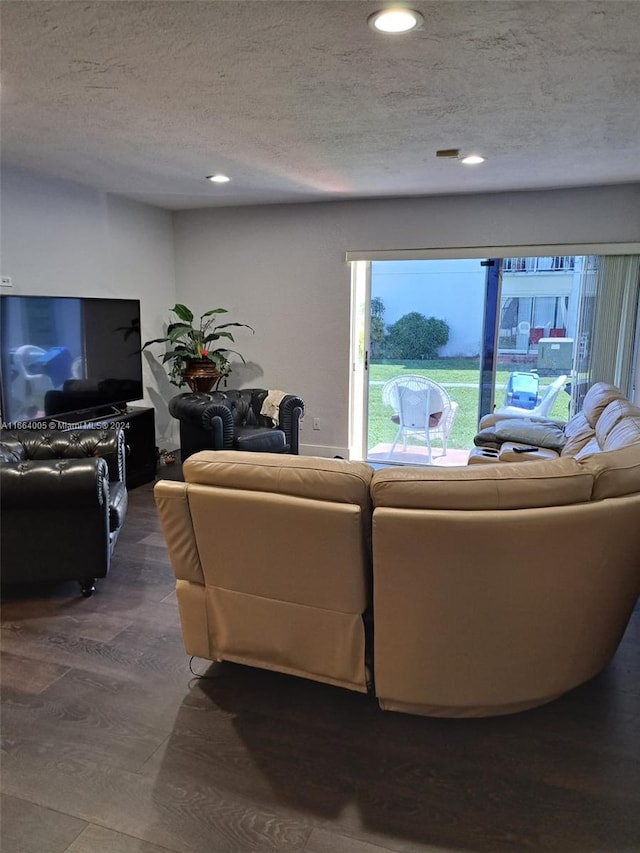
<box><xmin>183</xmin><ymin>450</ymin><xmax>373</xmax><ymax>506</ymax></box>
<box><xmin>473</xmin><ymin>426</ymin><xmax>501</xmax><ymax>449</ymax></box>
<box><xmin>595</xmin><ymin>399</ymin><xmax>640</xmax><ymax>450</ymax></box>
<box><xmin>234</xmin><ymin>425</ymin><xmax>286</xmax><ymax>453</ymax></box>
<box><xmin>582</xmin><ymin>382</ymin><xmax>626</xmax><ymax>428</ymax></box>
<box><xmin>560</xmin><ymin>412</ymin><xmax>595</xmax><ymax>457</ymax></box>
<box><xmin>493</xmin><ymin>419</ymin><xmax>567</xmax><ymax>451</ymax></box>
<box><xmin>581</xmin><ymin>445</ymin><xmax>640</xmax><ymax>500</ymax></box>
<box><xmin>391</xmin><ymin>412</ymin><xmax>443</xmax><ymax>427</ymax></box>
<box><xmin>603</xmin><ymin>416</ymin><xmax>640</xmax><ymax>452</ymax></box>
<box><xmin>371</xmin><ymin>457</ymin><xmax>592</xmax><ymax>511</ymax></box>
<box><xmin>573</xmin><ymin>436</ymin><xmax>602</xmax><ymax>460</ymax></box>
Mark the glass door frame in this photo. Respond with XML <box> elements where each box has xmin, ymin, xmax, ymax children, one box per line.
<box><xmin>348</xmin><ymin>260</ymin><xmax>371</xmax><ymax>461</ymax></box>
<box><xmin>347</xmin><ymin>242</ymin><xmax>640</xmax><ymax>462</ymax></box>
<box><xmin>480</xmin><ymin>259</ymin><xmax>501</xmax><ymax>420</ymax></box>
<box><xmin>348</xmin><ymin>257</ymin><xmax>501</xmax><ymax>462</ymax></box>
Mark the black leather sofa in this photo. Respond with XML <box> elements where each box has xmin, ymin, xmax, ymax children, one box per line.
<box><xmin>0</xmin><ymin>428</ymin><xmax>128</xmax><ymax>596</ymax></box>
<box><xmin>169</xmin><ymin>389</ymin><xmax>304</xmax><ymax>462</ymax></box>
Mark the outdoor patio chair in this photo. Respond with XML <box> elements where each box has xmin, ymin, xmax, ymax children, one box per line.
<box><xmin>382</xmin><ymin>374</ymin><xmax>458</xmax><ymax>464</ymax></box>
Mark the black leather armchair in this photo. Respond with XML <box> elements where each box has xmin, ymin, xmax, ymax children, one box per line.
<box><xmin>0</xmin><ymin>428</ymin><xmax>128</xmax><ymax>596</ymax></box>
<box><xmin>169</xmin><ymin>389</ymin><xmax>304</xmax><ymax>462</ymax></box>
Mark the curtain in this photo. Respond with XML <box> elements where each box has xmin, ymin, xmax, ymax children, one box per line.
<box><xmin>572</xmin><ymin>255</ymin><xmax>640</xmax><ymax>410</ymax></box>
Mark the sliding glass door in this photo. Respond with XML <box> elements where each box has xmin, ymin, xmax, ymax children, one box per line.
<box><xmin>355</xmin><ymin>258</ymin><xmax>497</xmax><ymax>466</ymax></box>
<box><xmin>495</xmin><ymin>254</ymin><xmax>640</xmax><ymax>420</ymax></box>
<box><xmin>493</xmin><ymin>255</ymin><xmax>579</xmax><ymax>424</ymax></box>
<box><xmin>349</xmin><ymin>251</ymin><xmax>639</xmax><ymax>466</ymax></box>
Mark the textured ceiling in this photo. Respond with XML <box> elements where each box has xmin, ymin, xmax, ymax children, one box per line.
<box><xmin>2</xmin><ymin>1</ymin><xmax>640</xmax><ymax>210</ymax></box>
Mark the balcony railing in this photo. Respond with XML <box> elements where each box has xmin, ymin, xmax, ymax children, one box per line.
<box><xmin>503</xmin><ymin>256</ymin><xmax>576</xmax><ymax>273</ymax></box>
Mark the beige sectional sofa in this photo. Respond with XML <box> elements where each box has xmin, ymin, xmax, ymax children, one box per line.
<box><xmin>155</xmin><ymin>454</ymin><xmax>374</xmax><ymax>693</ymax></box>
<box><xmin>473</xmin><ymin>381</ymin><xmax>638</xmax><ymax>462</ymax></box>
<box><xmin>155</xmin><ymin>383</ymin><xmax>640</xmax><ymax>718</ymax></box>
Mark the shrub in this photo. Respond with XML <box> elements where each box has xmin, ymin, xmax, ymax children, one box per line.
<box><xmin>385</xmin><ymin>312</ymin><xmax>450</xmax><ymax>360</ymax></box>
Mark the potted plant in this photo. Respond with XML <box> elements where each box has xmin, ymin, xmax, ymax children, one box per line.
<box><xmin>142</xmin><ymin>303</ymin><xmax>254</xmax><ymax>392</ymax></box>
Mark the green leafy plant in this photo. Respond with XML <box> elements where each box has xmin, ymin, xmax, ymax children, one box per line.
<box><xmin>385</xmin><ymin>312</ymin><xmax>450</xmax><ymax>360</ymax></box>
<box><xmin>142</xmin><ymin>303</ymin><xmax>254</xmax><ymax>387</ymax></box>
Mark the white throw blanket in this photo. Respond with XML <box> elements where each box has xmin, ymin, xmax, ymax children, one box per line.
<box><xmin>260</xmin><ymin>390</ymin><xmax>287</xmax><ymax>426</ymax></box>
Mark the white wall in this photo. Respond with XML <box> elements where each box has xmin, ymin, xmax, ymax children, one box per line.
<box><xmin>1</xmin><ymin>167</ymin><xmax>178</xmax><ymax>443</ymax></box>
<box><xmin>3</xmin><ymin>171</ymin><xmax>638</xmax><ymax>455</ymax></box>
<box><xmin>371</xmin><ymin>259</ymin><xmax>488</xmax><ymax>357</ymax></box>
<box><xmin>174</xmin><ymin>184</ymin><xmax>640</xmax><ymax>456</ymax></box>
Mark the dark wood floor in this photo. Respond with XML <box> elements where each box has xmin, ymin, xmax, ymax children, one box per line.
<box><xmin>2</xmin><ymin>477</ymin><xmax>640</xmax><ymax>853</ymax></box>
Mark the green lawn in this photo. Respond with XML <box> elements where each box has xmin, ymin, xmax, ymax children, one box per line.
<box><xmin>367</xmin><ymin>358</ymin><xmax>571</xmax><ymax>452</ymax></box>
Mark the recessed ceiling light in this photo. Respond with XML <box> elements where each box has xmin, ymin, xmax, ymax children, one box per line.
<box><xmin>461</xmin><ymin>155</ymin><xmax>485</xmax><ymax>165</ymax></box>
<box><xmin>206</xmin><ymin>174</ymin><xmax>231</xmax><ymax>183</ymax></box>
<box><xmin>368</xmin><ymin>8</ymin><xmax>424</xmax><ymax>33</ymax></box>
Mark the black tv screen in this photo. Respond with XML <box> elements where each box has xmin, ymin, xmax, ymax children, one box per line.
<box><xmin>0</xmin><ymin>294</ymin><xmax>143</xmax><ymax>424</ymax></box>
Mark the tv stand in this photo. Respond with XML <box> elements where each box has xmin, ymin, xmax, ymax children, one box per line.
<box><xmin>94</xmin><ymin>404</ymin><xmax>128</xmax><ymax>418</ymax></box>
<box><xmin>119</xmin><ymin>407</ymin><xmax>157</xmax><ymax>487</ymax></box>
<box><xmin>52</xmin><ymin>406</ymin><xmax>157</xmax><ymax>489</ymax></box>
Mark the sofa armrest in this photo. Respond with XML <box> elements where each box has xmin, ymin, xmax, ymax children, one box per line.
<box><xmin>154</xmin><ymin>480</ymin><xmax>205</xmax><ymax>584</ymax></box>
<box><xmin>0</xmin><ymin>457</ymin><xmax>110</xmax><ymax>509</ymax></box>
<box><xmin>0</xmin><ymin>437</ymin><xmax>26</xmax><ymax>462</ymax></box>
<box><xmin>169</xmin><ymin>393</ymin><xmax>234</xmax><ymax>449</ymax></box>
<box><xmin>74</xmin><ymin>427</ymin><xmax>126</xmax><ymax>483</ymax></box>
<box><xmin>278</xmin><ymin>394</ymin><xmax>304</xmax><ymax>453</ymax></box>
<box><xmin>478</xmin><ymin>412</ymin><xmax>566</xmax><ymax>430</ymax></box>
<box><xmin>497</xmin><ymin>442</ymin><xmax>560</xmax><ymax>463</ymax></box>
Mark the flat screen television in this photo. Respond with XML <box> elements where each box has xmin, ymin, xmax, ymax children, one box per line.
<box><xmin>0</xmin><ymin>294</ymin><xmax>143</xmax><ymax>424</ymax></box>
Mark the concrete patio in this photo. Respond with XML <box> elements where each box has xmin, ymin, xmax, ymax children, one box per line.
<box><xmin>367</xmin><ymin>443</ymin><xmax>470</xmax><ymax>467</ymax></box>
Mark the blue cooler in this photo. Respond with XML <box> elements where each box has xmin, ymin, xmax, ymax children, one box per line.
<box><xmin>504</xmin><ymin>372</ymin><xmax>539</xmax><ymax>410</ymax></box>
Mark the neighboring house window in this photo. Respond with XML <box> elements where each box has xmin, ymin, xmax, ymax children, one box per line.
<box><xmin>503</xmin><ymin>256</ymin><xmax>576</xmax><ymax>273</ymax></box>
<box><xmin>498</xmin><ymin>295</ymin><xmax>568</xmax><ymax>352</ymax></box>
<box><xmin>499</xmin><ymin>257</ymin><xmax>575</xmax><ymax>353</ymax></box>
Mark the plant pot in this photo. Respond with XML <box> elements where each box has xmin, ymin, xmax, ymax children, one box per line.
<box><xmin>183</xmin><ymin>359</ymin><xmax>221</xmax><ymax>394</ymax></box>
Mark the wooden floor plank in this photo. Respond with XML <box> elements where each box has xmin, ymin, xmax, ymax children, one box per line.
<box><xmin>1</xmin><ymin>735</ymin><xmax>311</xmax><ymax>852</ymax></box>
<box><xmin>1</xmin><ymin>686</ymin><xmax>172</xmax><ymax>773</ymax></box>
<box><xmin>65</xmin><ymin>824</ymin><xmax>186</xmax><ymax>853</ymax></box>
<box><xmin>303</xmin><ymin>827</ymin><xmax>399</xmax><ymax>852</ymax></box>
<box><xmin>0</xmin><ymin>794</ymin><xmax>87</xmax><ymax>853</ymax></box>
<box><xmin>0</xmin><ymin>650</ymin><xmax>70</xmax><ymax>694</ymax></box>
<box><xmin>1</xmin><ymin>479</ymin><xmax>639</xmax><ymax>853</ymax></box>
